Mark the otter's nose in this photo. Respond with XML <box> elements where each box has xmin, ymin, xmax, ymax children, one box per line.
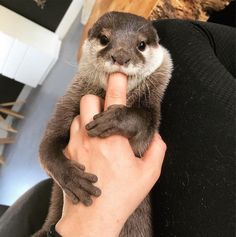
<box><xmin>111</xmin><ymin>55</ymin><xmax>131</xmax><ymax>66</ymax></box>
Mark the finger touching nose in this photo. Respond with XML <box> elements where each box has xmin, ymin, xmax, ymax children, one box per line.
<box><xmin>104</xmin><ymin>72</ymin><xmax>128</xmax><ymax>110</ymax></box>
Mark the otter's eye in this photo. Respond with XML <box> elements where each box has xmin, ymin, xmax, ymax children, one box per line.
<box><xmin>137</xmin><ymin>41</ymin><xmax>146</xmax><ymax>51</ymax></box>
<box><xmin>100</xmin><ymin>35</ymin><xmax>109</xmax><ymax>46</ymax></box>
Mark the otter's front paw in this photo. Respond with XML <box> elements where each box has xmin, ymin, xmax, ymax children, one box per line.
<box><xmin>85</xmin><ymin>104</ymin><xmax>137</xmax><ymax>138</ymax></box>
<box><xmin>58</xmin><ymin>160</ymin><xmax>101</xmax><ymax>206</ymax></box>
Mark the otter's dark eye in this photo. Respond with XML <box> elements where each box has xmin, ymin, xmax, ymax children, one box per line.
<box><xmin>100</xmin><ymin>35</ymin><xmax>109</xmax><ymax>46</ymax></box>
<box><xmin>137</xmin><ymin>41</ymin><xmax>146</xmax><ymax>51</ymax></box>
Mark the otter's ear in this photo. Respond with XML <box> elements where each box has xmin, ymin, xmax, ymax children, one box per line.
<box><xmin>151</xmin><ymin>23</ymin><xmax>160</xmax><ymax>43</ymax></box>
<box><xmin>88</xmin><ymin>26</ymin><xmax>98</xmax><ymax>39</ymax></box>
<box><xmin>88</xmin><ymin>28</ymin><xmax>92</xmax><ymax>38</ymax></box>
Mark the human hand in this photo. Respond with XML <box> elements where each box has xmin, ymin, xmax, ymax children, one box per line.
<box><xmin>56</xmin><ymin>73</ymin><xmax>167</xmax><ymax>237</ymax></box>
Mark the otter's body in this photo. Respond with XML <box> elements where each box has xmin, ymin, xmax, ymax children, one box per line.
<box><xmin>33</xmin><ymin>12</ymin><xmax>172</xmax><ymax>237</ymax></box>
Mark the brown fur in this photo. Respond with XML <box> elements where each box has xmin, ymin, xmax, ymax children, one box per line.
<box><xmin>32</xmin><ymin>12</ymin><xmax>172</xmax><ymax>237</ymax></box>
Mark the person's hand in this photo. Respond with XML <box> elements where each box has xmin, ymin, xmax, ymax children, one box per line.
<box><xmin>56</xmin><ymin>73</ymin><xmax>167</xmax><ymax>237</ymax></box>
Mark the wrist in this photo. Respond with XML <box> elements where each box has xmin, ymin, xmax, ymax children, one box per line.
<box><xmin>55</xmin><ymin>218</ymin><xmax>121</xmax><ymax>237</ymax></box>
<box><xmin>55</xmin><ymin>202</ymin><xmax>124</xmax><ymax>237</ymax></box>
<box><xmin>55</xmin><ymin>217</ymin><xmax>76</xmax><ymax>237</ymax></box>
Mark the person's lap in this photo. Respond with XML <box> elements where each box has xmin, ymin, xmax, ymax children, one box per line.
<box><xmin>152</xmin><ymin>19</ymin><xmax>235</xmax><ymax>237</ymax></box>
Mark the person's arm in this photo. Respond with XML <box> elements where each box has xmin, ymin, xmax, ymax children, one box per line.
<box><xmin>55</xmin><ymin>73</ymin><xmax>167</xmax><ymax>237</ymax></box>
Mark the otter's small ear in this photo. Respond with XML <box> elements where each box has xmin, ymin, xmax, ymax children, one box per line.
<box><xmin>151</xmin><ymin>24</ymin><xmax>160</xmax><ymax>43</ymax></box>
<box><xmin>88</xmin><ymin>26</ymin><xmax>97</xmax><ymax>39</ymax></box>
<box><xmin>155</xmin><ymin>32</ymin><xmax>160</xmax><ymax>43</ymax></box>
<box><xmin>88</xmin><ymin>28</ymin><xmax>92</xmax><ymax>38</ymax></box>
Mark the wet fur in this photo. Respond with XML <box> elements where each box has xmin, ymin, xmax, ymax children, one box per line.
<box><xmin>32</xmin><ymin>12</ymin><xmax>172</xmax><ymax>237</ymax></box>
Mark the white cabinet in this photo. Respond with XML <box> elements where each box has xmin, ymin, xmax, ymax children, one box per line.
<box><xmin>0</xmin><ymin>5</ymin><xmax>61</xmax><ymax>87</ymax></box>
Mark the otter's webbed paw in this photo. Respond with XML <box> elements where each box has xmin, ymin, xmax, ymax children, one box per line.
<box><xmin>56</xmin><ymin>159</ymin><xmax>101</xmax><ymax>206</ymax></box>
<box><xmin>85</xmin><ymin>105</ymin><xmax>138</xmax><ymax>138</ymax></box>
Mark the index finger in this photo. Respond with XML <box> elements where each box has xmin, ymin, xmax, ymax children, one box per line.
<box><xmin>104</xmin><ymin>72</ymin><xmax>128</xmax><ymax>110</ymax></box>
<box><xmin>80</xmin><ymin>94</ymin><xmax>103</xmax><ymax>128</ymax></box>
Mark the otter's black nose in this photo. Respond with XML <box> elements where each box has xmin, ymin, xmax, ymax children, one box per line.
<box><xmin>111</xmin><ymin>55</ymin><xmax>131</xmax><ymax>66</ymax></box>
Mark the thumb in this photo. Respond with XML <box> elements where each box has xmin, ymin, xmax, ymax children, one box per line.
<box><xmin>141</xmin><ymin>133</ymin><xmax>167</xmax><ymax>177</ymax></box>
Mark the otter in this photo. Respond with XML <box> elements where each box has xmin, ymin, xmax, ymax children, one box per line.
<box><xmin>33</xmin><ymin>11</ymin><xmax>173</xmax><ymax>237</ymax></box>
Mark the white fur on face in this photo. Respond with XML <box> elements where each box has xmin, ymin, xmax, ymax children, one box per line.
<box><xmin>79</xmin><ymin>39</ymin><xmax>165</xmax><ymax>92</ymax></box>
<box><xmin>140</xmin><ymin>44</ymin><xmax>164</xmax><ymax>77</ymax></box>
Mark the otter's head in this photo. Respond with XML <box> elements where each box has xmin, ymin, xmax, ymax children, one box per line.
<box><xmin>80</xmin><ymin>12</ymin><xmax>164</xmax><ymax>90</ymax></box>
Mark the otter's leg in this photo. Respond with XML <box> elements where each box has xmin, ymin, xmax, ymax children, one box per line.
<box><xmin>86</xmin><ymin>104</ymin><xmax>159</xmax><ymax>156</ymax></box>
<box><xmin>40</xmin><ymin>89</ymin><xmax>102</xmax><ymax>206</ymax></box>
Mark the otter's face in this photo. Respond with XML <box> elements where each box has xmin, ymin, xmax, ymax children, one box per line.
<box><xmin>81</xmin><ymin>12</ymin><xmax>164</xmax><ymax>86</ymax></box>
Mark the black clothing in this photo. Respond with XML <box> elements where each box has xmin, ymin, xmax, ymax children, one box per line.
<box><xmin>152</xmin><ymin>19</ymin><xmax>235</xmax><ymax>237</ymax></box>
<box><xmin>0</xmin><ymin>179</ymin><xmax>53</xmax><ymax>236</ymax></box>
<box><xmin>208</xmin><ymin>1</ymin><xmax>235</xmax><ymax>27</ymax></box>
<box><xmin>0</xmin><ymin>20</ymin><xmax>235</xmax><ymax>237</ymax></box>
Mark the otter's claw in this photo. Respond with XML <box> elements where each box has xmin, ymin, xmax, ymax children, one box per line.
<box><xmin>86</xmin><ymin>105</ymin><xmax>136</xmax><ymax>138</ymax></box>
<box><xmin>58</xmin><ymin>160</ymin><xmax>101</xmax><ymax>205</ymax></box>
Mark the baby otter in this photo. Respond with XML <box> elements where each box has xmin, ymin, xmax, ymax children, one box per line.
<box><xmin>33</xmin><ymin>11</ymin><xmax>172</xmax><ymax>237</ymax></box>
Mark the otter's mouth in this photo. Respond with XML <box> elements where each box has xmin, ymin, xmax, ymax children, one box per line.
<box><xmin>103</xmin><ymin>62</ymin><xmax>139</xmax><ymax>77</ymax></box>
<box><xmin>100</xmin><ymin>64</ymin><xmax>145</xmax><ymax>92</ymax></box>
<box><xmin>111</xmin><ymin>65</ymin><xmax>128</xmax><ymax>75</ymax></box>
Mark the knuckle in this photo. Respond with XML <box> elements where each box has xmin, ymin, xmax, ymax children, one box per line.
<box><xmin>153</xmin><ymin>134</ymin><xmax>167</xmax><ymax>152</ymax></box>
<box><xmin>71</xmin><ymin>115</ymin><xmax>80</xmax><ymax>126</ymax></box>
<box><xmin>80</xmin><ymin>94</ymin><xmax>99</xmax><ymax>106</ymax></box>
<box><xmin>81</xmin><ymin>138</ymin><xmax>91</xmax><ymax>153</ymax></box>
<box><xmin>81</xmin><ymin>94</ymin><xmax>97</xmax><ymax>101</ymax></box>
<box><xmin>153</xmin><ymin>169</ymin><xmax>162</xmax><ymax>180</ymax></box>
<box><xmin>159</xmin><ymin>140</ymin><xmax>167</xmax><ymax>152</ymax></box>
<box><xmin>107</xmin><ymin>88</ymin><xmax>123</xmax><ymax>100</ymax></box>
<box><xmin>147</xmin><ymin>164</ymin><xmax>162</xmax><ymax>180</ymax></box>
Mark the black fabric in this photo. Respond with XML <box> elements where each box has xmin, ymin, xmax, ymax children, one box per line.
<box><xmin>208</xmin><ymin>1</ymin><xmax>235</xmax><ymax>27</ymax></box>
<box><xmin>0</xmin><ymin>20</ymin><xmax>235</xmax><ymax>237</ymax></box>
<box><xmin>0</xmin><ymin>205</ymin><xmax>8</xmax><ymax>217</ymax></box>
<box><xmin>151</xmin><ymin>20</ymin><xmax>235</xmax><ymax>237</ymax></box>
<box><xmin>0</xmin><ymin>179</ymin><xmax>53</xmax><ymax>237</ymax></box>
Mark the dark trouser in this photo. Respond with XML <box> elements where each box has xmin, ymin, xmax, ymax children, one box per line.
<box><xmin>0</xmin><ymin>20</ymin><xmax>235</xmax><ymax>237</ymax></box>
<box><xmin>0</xmin><ymin>179</ymin><xmax>53</xmax><ymax>236</ymax></box>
